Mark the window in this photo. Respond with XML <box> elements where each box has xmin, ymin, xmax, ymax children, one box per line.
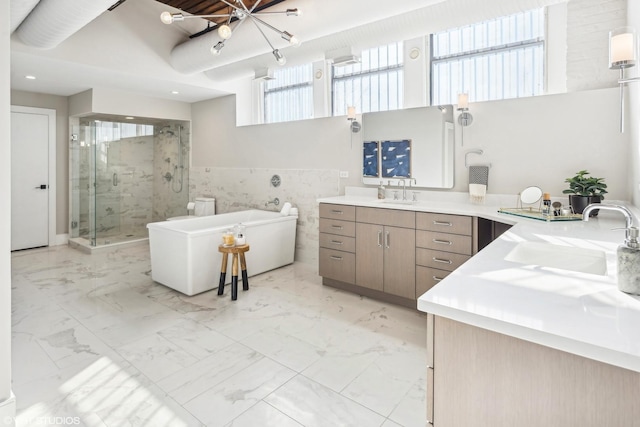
<box><xmin>431</xmin><ymin>9</ymin><xmax>545</xmax><ymax>105</ymax></box>
<box><xmin>332</xmin><ymin>42</ymin><xmax>404</xmax><ymax>116</ymax></box>
<box><xmin>263</xmin><ymin>64</ymin><xmax>313</xmax><ymax>124</ymax></box>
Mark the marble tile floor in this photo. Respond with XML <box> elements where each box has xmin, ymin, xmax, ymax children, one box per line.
<box><xmin>11</xmin><ymin>243</ymin><xmax>428</xmax><ymax>427</ymax></box>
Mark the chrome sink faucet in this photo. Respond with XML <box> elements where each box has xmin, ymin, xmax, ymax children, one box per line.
<box><xmin>582</xmin><ymin>204</ymin><xmax>634</xmax><ymax>229</ymax></box>
<box><xmin>398</xmin><ymin>178</ymin><xmax>407</xmax><ymax>201</ymax></box>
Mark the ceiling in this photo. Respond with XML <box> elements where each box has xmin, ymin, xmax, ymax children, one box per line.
<box><xmin>9</xmin><ymin>0</ymin><xmax>562</xmax><ymax>104</ymax></box>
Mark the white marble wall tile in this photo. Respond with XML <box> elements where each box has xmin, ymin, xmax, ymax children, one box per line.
<box><xmin>190</xmin><ymin>167</ymin><xmax>341</xmax><ymax>265</ymax></box>
<box><xmin>183</xmin><ymin>357</ymin><xmax>296</xmax><ymax>427</ymax></box>
<box><xmin>264</xmin><ymin>375</ymin><xmax>386</xmax><ymax>426</ymax></box>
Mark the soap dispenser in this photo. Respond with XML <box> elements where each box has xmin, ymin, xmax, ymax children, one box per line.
<box><xmin>378</xmin><ymin>180</ymin><xmax>385</xmax><ymax>200</ymax></box>
<box><xmin>617</xmin><ymin>226</ymin><xmax>640</xmax><ymax>295</ymax></box>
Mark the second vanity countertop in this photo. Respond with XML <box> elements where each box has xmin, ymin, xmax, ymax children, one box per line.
<box><xmin>318</xmin><ymin>192</ymin><xmax>640</xmax><ymax>373</ymax></box>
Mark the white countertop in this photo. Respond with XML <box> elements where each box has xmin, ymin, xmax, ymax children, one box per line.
<box><xmin>318</xmin><ymin>191</ymin><xmax>640</xmax><ymax>373</ymax></box>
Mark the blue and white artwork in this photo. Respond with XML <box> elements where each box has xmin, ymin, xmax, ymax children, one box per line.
<box><xmin>381</xmin><ymin>140</ymin><xmax>411</xmax><ymax>178</ymax></box>
<box><xmin>363</xmin><ymin>141</ymin><xmax>379</xmax><ymax>177</ymax></box>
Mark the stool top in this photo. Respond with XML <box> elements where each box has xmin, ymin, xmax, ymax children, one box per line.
<box><xmin>218</xmin><ymin>244</ymin><xmax>250</xmax><ymax>254</ymax></box>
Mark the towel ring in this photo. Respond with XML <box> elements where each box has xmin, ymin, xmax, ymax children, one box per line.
<box><xmin>465</xmin><ymin>149</ymin><xmax>492</xmax><ymax>169</ymax></box>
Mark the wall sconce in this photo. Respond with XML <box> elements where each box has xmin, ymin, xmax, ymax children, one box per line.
<box><xmin>347</xmin><ymin>106</ymin><xmax>361</xmax><ymax>133</ymax></box>
<box><xmin>457</xmin><ymin>93</ymin><xmax>473</xmax><ymax>146</ymax></box>
<box><xmin>609</xmin><ymin>27</ymin><xmax>639</xmax><ymax>133</ymax></box>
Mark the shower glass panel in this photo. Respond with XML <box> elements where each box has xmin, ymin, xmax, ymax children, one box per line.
<box><xmin>69</xmin><ymin>116</ymin><xmax>189</xmax><ymax>249</ymax></box>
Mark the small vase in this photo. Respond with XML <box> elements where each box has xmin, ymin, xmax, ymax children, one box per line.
<box><xmin>568</xmin><ymin>195</ymin><xmax>601</xmax><ymax>216</ymax></box>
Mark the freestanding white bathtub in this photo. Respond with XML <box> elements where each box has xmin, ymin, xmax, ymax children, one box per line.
<box><xmin>147</xmin><ymin>210</ymin><xmax>297</xmax><ymax>296</ymax></box>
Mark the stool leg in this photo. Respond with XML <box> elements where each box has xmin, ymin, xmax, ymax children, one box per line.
<box><xmin>218</xmin><ymin>252</ymin><xmax>228</xmax><ymax>296</ymax></box>
<box><xmin>240</xmin><ymin>252</ymin><xmax>249</xmax><ymax>291</ymax></box>
<box><xmin>231</xmin><ymin>253</ymin><xmax>239</xmax><ymax>301</ymax></box>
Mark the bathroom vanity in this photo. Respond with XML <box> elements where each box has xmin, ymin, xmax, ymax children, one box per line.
<box><xmin>318</xmin><ymin>191</ymin><xmax>640</xmax><ymax>425</ymax></box>
<box><xmin>318</xmin><ymin>199</ymin><xmax>504</xmax><ymax>308</ymax></box>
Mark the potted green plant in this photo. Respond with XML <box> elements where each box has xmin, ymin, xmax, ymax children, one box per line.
<box><xmin>562</xmin><ymin>170</ymin><xmax>608</xmax><ymax>216</ymax></box>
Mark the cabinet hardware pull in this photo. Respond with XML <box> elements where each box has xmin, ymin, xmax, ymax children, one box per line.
<box><xmin>433</xmin><ymin>257</ymin><xmax>453</xmax><ymax>264</ymax></box>
<box><xmin>377</xmin><ymin>230</ymin><xmax>383</xmax><ymax>247</ymax></box>
<box><xmin>330</xmin><ymin>240</ymin><xmax>343</xmax><ymax>245</ymax></box>
<box><xmin>385</xmin><ymin>231</ymin><xmax>390</xmax><ymax>249</ymax></box>
<box><xmin>331</xmin><ymin>225</ymin><xmax>343</xmax><ymax>230</ymax></box>
<box><xmin>331</xmin><ymin>210</ymin><xmax>343</xmax><ymax>214</ymax></box>
<box><xmin>433</xmin><ymin>276</ymin><xmax>444</xmax><ymax>282</ymax></box>
<box><xmin>432</xmin><ymin>239</ymin><xmax>452</xmax><ymax>245</ymax></box>
<box><xmin>330</xmin><ymin>255</ymin><xmax>343</xmax><ymax>261</ymax></box>
<box><xmin>433</xmin><ymin>220</ymin><xmax>452</xmax><ymax>226</ymax></box>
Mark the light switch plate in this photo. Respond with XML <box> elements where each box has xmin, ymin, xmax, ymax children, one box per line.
<box><xmin>339</xmin><ymin>171</ymin><xmax>349</xmax><ymax>178</ymax></box>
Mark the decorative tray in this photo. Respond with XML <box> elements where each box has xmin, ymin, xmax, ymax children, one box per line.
<box><xmin>498</xmin><ymin>207</ymin><xmax>583</xmax><ymax>222</ymax></box>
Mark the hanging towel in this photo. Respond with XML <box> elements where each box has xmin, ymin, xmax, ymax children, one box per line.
<box><xmin>469</xmin><ymin>165</ymin><xmax>489</xmax><ymax>203</ymax></box>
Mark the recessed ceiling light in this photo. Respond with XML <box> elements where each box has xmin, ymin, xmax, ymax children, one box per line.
<box><xmin>25</xmin><ymin>75</ymin><xmax>36</xmax><ymax>80</ymax></box>
<box><xmin>125</xmin><ymin>116</ymin><xmax>134</xmax><ymax>120</ymax></box>
<box><xmin>171</xmin><ymin>90</ymin><xmax>179</xmax><ymax>94</ymax></box>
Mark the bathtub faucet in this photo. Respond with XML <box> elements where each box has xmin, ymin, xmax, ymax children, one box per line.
<box><xmin>265</xmin><ymin>197</ymin><xmax>280</xmax><ymax>207</ymax></box>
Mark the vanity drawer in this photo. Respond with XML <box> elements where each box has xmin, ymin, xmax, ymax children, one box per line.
<box><xmin>319</xmin><ymin>248</ymin><xmax>355</xmax><ymax>284</ymax></box>
<box><xmin>417</xmin><ymin>212</ymin><xmax>472</xmax><ymax>236</ymax></box>
<box><xmin>319</xmin><ymin>232</ymin><xmax>356</xmax><ymax>253</ymax></box>
<box><xmin>416</xmin><ymin>248</ymin><xmax>471</xmax><ymax>272</ymax></box>
<box><xmin>320</xmin><ymin>203</ymin><xmax>356</xmax><ymax>221</ymax></box>
<box><xmin>416</xmin><ymin>266</ymin><xmax>450</xmax><ymax>298</ymax></box>
<box><xmin>319</xmin><ymin>218</ymin><xmax>356</xmax><ymax>237</ymax></box>
<box><xmin>416</xmin><ymin>230</ymin><xmax>473</xmax><ymax>255</ymax></box>
<box><xmin>356</xmin><ymin>206</ymin><xmax>415</xmax><ymax>228</ymax></box>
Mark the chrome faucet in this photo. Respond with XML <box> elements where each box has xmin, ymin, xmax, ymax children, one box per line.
<box><xmin>398</xmin><ymin>178</ymin><xmax>407</xmax><ymax>201</ymax></box>
<box><xmin>582</xmin><ymin>204</ymin><xmax>634</xmax><ymax>229</ymax></box>
<box><xmin>265</xmin><ymin>197</ymin><xmax>280</xmax><ymax>207</ymax></box>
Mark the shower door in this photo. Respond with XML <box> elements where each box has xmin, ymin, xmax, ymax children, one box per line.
<box><xmin>91</xmin><ymin>121</ymin><xmax>122</xmax><ymax>245</ymax></box>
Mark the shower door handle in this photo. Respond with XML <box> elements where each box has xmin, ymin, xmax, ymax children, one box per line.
<box><xmin>112</xmin><ymin>173</ymin><xmax>118</xmax><ymax>187</ymax></box>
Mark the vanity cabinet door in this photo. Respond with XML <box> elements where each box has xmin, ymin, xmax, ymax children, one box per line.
<box><xmin>319</xmin><ymin>248</ymin><xmax>355</xmax><ymax>284</ymax></box>
<box><xmin>383</xmin><ymin>225</ymin><xmax>416</xmax><ymax>299</ymax></box>
<box><xmin>355</xmin><ymin>222</ymin><xmax>384</xmax><ymax>292</ymax></box>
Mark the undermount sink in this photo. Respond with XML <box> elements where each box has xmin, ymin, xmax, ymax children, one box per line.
<box><xmin>379</xmin><ymin>199</ymin><xmax>416</xmax><ymax>205</ymax></box>
<box><xmin>504</xmin><ymin>241</ymin><xmax>608</xmax><ymax>276</ymax></box>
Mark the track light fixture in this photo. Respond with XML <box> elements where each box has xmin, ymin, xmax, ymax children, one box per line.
<box><xmin>161</xmin><ymin>0</ymin><xmax>301</xmax><ymax>66</ymax></box>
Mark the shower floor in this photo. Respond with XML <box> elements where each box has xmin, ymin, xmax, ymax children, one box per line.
<box><xmin>69</xmin><ymin>230</ymin><xmax>148</xmax><ymax>253</ymax></box>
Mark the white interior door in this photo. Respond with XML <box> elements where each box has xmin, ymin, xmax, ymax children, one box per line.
<box><xmin>11</xmin><ymin>108</ymin><xmax>55</xmax><ymax>251</ymax></box>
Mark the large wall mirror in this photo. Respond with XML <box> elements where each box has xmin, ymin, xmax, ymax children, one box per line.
<box><xmin>362</xmin><ymin>105</ymin><xmax>455</xmax><ymax>189</ymax></box>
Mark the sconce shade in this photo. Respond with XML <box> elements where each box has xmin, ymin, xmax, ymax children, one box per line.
<box><xmin>457</xmin><ymin>93</ymin><xmax>469</xmax><ymax>110</ymax></box>
<box><xmin>609</xmin><ymin>27</ymin><xmax>637</xmax><ymax>69</ymax></box>
<box><xmin>347</xmin><ymin>106</ymin><xmax>356</xmax><ymax>120</ymax></box>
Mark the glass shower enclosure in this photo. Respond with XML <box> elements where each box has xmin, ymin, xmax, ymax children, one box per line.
<box><xmin>69</xmin><ymin>116</ymin><xmax>190</xmax><ymax>249</ymax></box>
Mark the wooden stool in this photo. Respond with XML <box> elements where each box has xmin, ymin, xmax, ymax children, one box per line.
<box><xmin>217</xmin><ymin>244</ymin><xmax>250</xmax><ymax>300</ymax></box>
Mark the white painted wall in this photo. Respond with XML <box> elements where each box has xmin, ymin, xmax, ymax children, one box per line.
<box><xmin>192</xmin><ymin>87</ymin><xmax>628</xmax><ymax>200</ymax></box>
<box><xmin>91</xmin><ymin>88</ymin><xmax>191</xmax><ymax>121</ymax></box>
<box><xmin>0</xmin><ymin>1</ymin><xmax>15</xmax><ymax>424</ymax></box>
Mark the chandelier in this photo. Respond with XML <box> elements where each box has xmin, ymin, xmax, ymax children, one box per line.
<box><xmin>160</xmin><ymin>0</ymin><xmax>301</xmax><ymax>65</ymax></box>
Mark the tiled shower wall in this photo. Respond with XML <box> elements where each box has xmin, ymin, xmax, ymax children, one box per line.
<box><xmin>152</xmin><ymin>123</ymin><xmax>190</xmax><ymax>222</ymax></box>
<box><xmin>189</xmin><ymin>167</ymin><xmax>340</xmax><ymax>265</ymax></box>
